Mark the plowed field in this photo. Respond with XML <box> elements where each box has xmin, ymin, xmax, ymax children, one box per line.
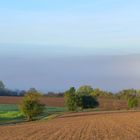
<box><xmin>0</xmin><ymin>96</ymin><xmax>64</xmax><ymax>107</ymax></box>
<box><xmin>0</xmin><ymin>96</ymin><xmax>128</xmax><ymax>110</ymax></box>
<box><xmin>0</xmin><ymin>111</ymin><xmax>140</xmax><ymax>140</ymax></box>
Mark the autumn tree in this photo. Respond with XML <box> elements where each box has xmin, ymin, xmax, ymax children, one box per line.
<box><xmin>20</xmin><ymin>90</ymin><xmax>45</xmax><ymax>121</ymax></box>
<box><xmin>77</xmin><ymin>85</ymin><xmax>93</xmax><ymax>95</ymax></box>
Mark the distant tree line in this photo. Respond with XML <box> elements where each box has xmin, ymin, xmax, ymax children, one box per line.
<box><xmin>0</xmin><ymin>81</ymin><xmax>64</xmax><ymax>96</ymax></box>
<box><xmin>0</xmin><ymin>81</ymin><xmax>26</xmax><ymax>96</ymax></box>
<box><xmin>64</xmin><ymin>86</ymin><xmax>140</xmax><ymax>110</ymax></box>
<box><xmin>0</xmin><ymin>80</ymin><xmax>140</xmax><ymax>109</ymax></box>
<box><xmin>44</xmin><ymin>92</ymin><xmax>64</xmax><ymax>97</ymax></box>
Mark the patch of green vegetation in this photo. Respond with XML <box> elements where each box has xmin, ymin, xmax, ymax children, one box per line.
<box><xmin>0</xmin><ymin>104</ymin><xmax>23</xmax><ymax>123</ymax></box>
<box><xmin>0</xmin><ymin>104</ymin><xmax>66</xmax><ymax>124</ymax></box>
<box><xmin>0</xmin><ymin>111</ymin><xmax>23</xmax><ymax>122</ymax></box>
<box><xmin>0</xmin><ymin>111</ymin><xmax>22</xmax><ymax>118</ymax></box>
<box><xmin>0</xmin><ymin>104</ymin><xmax>19</xmax><ymax>112</ymax></box>
<box><xmin>34</xmin><ymin>106</ymin><xmax>67</xmax><ymax>120</ymax></box>
<box><xmin>44</xmin><ymin>106</ymin><xmax>67</xmax><ymax>114</ymax></box>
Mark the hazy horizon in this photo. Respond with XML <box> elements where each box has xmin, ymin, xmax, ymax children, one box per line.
<box><xmin>1</xmin><ymin>44</ymin><xmax>140</xmax><ymax>93</ymax></box>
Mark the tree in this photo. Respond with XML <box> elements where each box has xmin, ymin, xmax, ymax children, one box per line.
<box><xmin>77</xmin><ymin>85</ymin><xmax>93</xmax><ymax>95</ymax></box>
<box><xmin>128</xmin><ymin>98</ymin><xmax>138</xmax><ymax>109</ymax></box>
<box><xmin>0</xmin><ymin>81</ymin><xmax>8</xmax><ymax>96</ymax></box>
<box><xmin>79</xmin><ymin>95</ymin><xmax>99</xmax><ymax>109</ymax></box>
<box><xmin>64</xmin><ymin>87</ymin><xmax>78</xmax><ymax>111</ymax></box>
<box><xmin>19</xmin><ymin>90</ymin><xmax>45</xmax><ymax>121</ymax></box>
<box><xmin>65</xmin><ymin>86</ymin><xmax>99</xmax><ymax>111</ymax></box>
<box><xmin>28</xmin><ymin>88</ymin><xmax>38</xmax><ymax>93</ymax></box>
<box><xmin>116</xmin><ymin>89</ymin><xmax>137</xmax><ymax>100</ymax></box>
<box><xmin>91</xmin><ymin>89</ymin><xmax>114</xmax><ymax>98</ymax></box>
<box><xmin>0</xmin><ymin>81</ymin><xmax>5</xmax><ymax>90</ymax></box>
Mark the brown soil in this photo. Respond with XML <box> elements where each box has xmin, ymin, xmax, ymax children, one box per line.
<box><xmin>0</xmin><ymin>111</ymin><xmax>140</xmax><ymax>140</ymax></box>
<box><xmin>0</xmin><ymin>96</ymin><xmax>64</xmax><ymax>107</ymax></box>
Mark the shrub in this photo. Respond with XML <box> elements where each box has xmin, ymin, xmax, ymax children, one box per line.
<box><xmin>78</xmin><ymin>95</ymin><xmax>99</xmax><ymax>109</ymax></box>
<box><xmin>19</xmin><ymin>91</ymin><xmax>45</xmax><ymax>121</ymax></box>
<box><xmin>65</xmin><ymin>87</ymin><xmax>99</xmax><ymax>111</ymax></box>
<box><xmin>128</xmin><ymin>98</ymin><xmax>138</xmax><ymax>109</ymax></box>
<box><xmin>64</xmin><ymin>87</ymin><xmax>78</xmax><ymax>111</ymax></box>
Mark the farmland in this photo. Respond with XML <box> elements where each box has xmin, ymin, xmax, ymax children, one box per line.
<box><xmin>0</xmin><ymin>96</ymin><xmax>137</xmax><ymax>140</ymax></box>
<box><xmin>0</xmin><ymin>96</ymin><xmax>64</xmax><ymax>107</ymax></box>
<box><xmin>0</xmin><ymin>111</ymin><xmax>140</xmax><ymax>140</ymax></box>
<box><xmin>0</xmin><ymin>96</ymin><xmax>128</xmax><ymax>110</ymax></box>
<box><xmin>0</xmin><ymin>104</ymin><xmax>66</xmax><ymax>124</ymax></box>
<box><xmin>0</xmin><ymin>79</ymin><xmax>138</xmax><ymax>139</ymax></box>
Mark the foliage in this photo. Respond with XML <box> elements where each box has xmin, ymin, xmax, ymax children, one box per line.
<box><xmin>128</xmin><ymin>98</ymin><xmax>138</xmax><ymax>108</ymax></box>
<box><xmin>0</xmin><ymin>104</ymin><xmax>66</xmax><ymax>124</ymax></box>
<box><xmin>0</xmin><ymin>111</ymin><xmax>22</xmax><ymax>119</ymax></box>
<box><xmin>0</xmin><ymin>105</ymin><xmax>23</xmax><ymax>123</ymax></box>
<box><xmin>64</xmin><ymin>87</ymin><xmax>78</xmax><ymax>111</ymax></box>
<box><xmin>116</xmin><ymin>89</ymin><xmax>137</xmax><ymax>100</ymax></box>
<box><xmin>65</xmin><ymin>87</ymin><xmax>99</xmax><ymax>111</ymax></box>
<box><xmin>91</xmin><ymin>88</ymin><xmax>114</xmax><ymax>98</ymax></box>
<box><xmin>0</xmin><ymin>81</ymin><xmax>5</xmax><ymax>89</ymax></box>
<box><xmin>20</xmin><ymin>90</ymin><xmax>45</xmax><ymax>121</ymax></box>
<box><xmin>77</xmin><ymin>85</ymin><xmax>93</xmax><ymax>95</ymax></box>
<box><xmin>78</xmin><ymin>95</ymin><xmax>99</xmax><ymax>109</ymax></box>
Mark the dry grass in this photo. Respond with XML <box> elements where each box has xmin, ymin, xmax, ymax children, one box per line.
<box><xmin>0</xmin><ymin>111</ymin><xmax>140</xmax><ymax>140</ymax></box>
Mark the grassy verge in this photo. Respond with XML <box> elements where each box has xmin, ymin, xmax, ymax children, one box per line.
<box><xmin>0</xmin><ymin>104</ymin><xmax>66</xmax><ymax>125</ymax></box>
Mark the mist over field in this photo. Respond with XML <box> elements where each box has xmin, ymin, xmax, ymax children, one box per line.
<box><xmin>0</xmin><ymin>45</ymin><xmax>140</xmax><ymax>92</ymax></box>
<box><xmin>0</xmin><ymin>0</ymin><xmax>140</xmax><ymax>92</ymax></box>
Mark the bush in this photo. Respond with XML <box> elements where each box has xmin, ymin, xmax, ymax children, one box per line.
<box><xmin>128</xmin><ymin>98</ymin><xmax>138</xmax><ymax>109</ymax></box>
<box><xmin>64</xmin><ymin>87</ymin><xmax>78</xmax><ymax>111</ymax></box>
<box><xmin>19</xmin><ymin>91</ymin><xmax>45</xmax><ymax>121</ymax></box>
<box><xmin>78</xmin><ymin>95</ymin><xmax>99</xmax><ymax>109</ymax></box>
<box><xmin>65</xmin><ymin>87</ymin><xmax>99</xmax><ymax>111</ymax></box>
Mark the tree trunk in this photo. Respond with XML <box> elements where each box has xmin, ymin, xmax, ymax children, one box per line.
<box><xmin>27</xmin><ymin>115</ymin><xmax>33</xmax><ymax>121</ymax></box>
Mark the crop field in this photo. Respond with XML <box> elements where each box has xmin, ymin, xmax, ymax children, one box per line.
<box><xmin>0</xmin><ymin>104</ymin><xmax>66</xmax><ymax>124</ymax></box>
<box><xmin>0</xmin><ymin>111</ymin><xmax>140</xmax><ymax>140</ymax></box>
<box><xmin>0</xmin><ymin>96</ymin><xmax>64</xmax><ymax>107</ymax></box>
<box><xmin>0</xmin><ymin>96</ymin><xmax>128</xmax><ymax>110</ymax></box>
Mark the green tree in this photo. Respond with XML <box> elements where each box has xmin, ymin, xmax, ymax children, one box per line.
<box><xmin>65</xmin><ymin>86</ymin><xmax>99</xmax><ymax>111</ymax></box>
<box><xmin>128</xmin><ymin>98</ymin><xmax>138</xmax><ymax>109</ymax></box>
<box><xmin>116</xmin><ymin>89</ymin><xmax>137</xmax><ymax>100</ymax></box>
<box><xmin>19</xmin><ymin>90</ymin><xmax>45</xmax><ymax>121</ymax></box>
<box><xmin>64</xmin><ymin>87</ymin><xmax>78</xmax><ymax>111</ymax></box>
<box><xmin>91</xmin><ymin>89</ymin><xmax>114</xmax><ymax>98</ymax></box>
<box><xmin>79</xmin><ymin>95</ymin><xmax>99</xmax><ymax>109</ymax></box>
<box><xmin>77</xmin><ymin>85</ymin><xmax>93</xmax><ymax>95</ymax></box>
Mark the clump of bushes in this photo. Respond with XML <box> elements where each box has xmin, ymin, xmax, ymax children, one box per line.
<box><xmin>78</xmin><ymin>95</ymin><xmax>99</xmax><ymax>109</ymax></box>
<box><xmin>64</xmin><ymin>86</ymin><xmax>99</xmax><ymax>111</ymax></box>
<box><xmin>128</xmin><ymin>98</ymin><xmax>138</xmax><ymax>109</ymax></box>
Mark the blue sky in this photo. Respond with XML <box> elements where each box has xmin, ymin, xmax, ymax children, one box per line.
<box><xmin>0</xmin><ymin>1</ymin><xmax>140</xmax><ymax>91</ymax></box>
<box><xmin>0</xmin><ymin>0</ymin><xmax>140</xmax><ymax>51</ymax></box>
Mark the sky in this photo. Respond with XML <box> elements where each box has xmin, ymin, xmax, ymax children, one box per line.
<box><xmin>0</xmin><ymin>0</ymin><xmax>140</xmax><ymax>49</ymax></box>
<box><xmin>0</xmin><ymin>0</ymin><xmax>140</xmax><ymax>92</ymax></box>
